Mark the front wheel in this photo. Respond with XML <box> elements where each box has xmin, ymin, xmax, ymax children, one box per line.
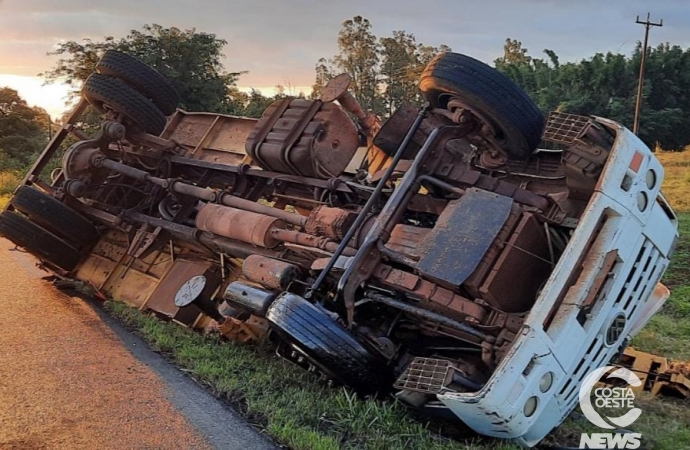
<box><xmin>419</xmin><ymin>52</ymin><xmax>545</xmax><ymax>159</ymax></box>
<box><xmin>267</xmin><ymin>293</ymin><xmax>389</xmax><ymax>393</ymax></box>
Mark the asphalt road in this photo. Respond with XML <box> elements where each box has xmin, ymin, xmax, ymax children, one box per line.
<box><xmin>0</xmin><ymin>238</ymin><xmax>274</xmax><ymax>450</ymax></box>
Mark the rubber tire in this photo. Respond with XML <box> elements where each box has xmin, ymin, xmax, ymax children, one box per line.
<box><xmin>419</xmin><ymin>52</ymin><xmax>545</xmax><ymax>159</ymax></box>
<box><xmin>82</xmin><ymin>73</ymin><xmax>167</xmax><ymax>136</ymax></box>
<box><xmin>96</xmin><ymin>50</ymin><xmax>180</xmax><ymax>116</ymax></box>
<box><xmin>267</xmin><ymin>293</ymin><xmax>388</xmax><ymax>393</ymax></box>
<box><xmin>10</xmin><ymin>185</ymin><xmax>98</xmax><ymax>250</ymax></box>
<box><xmin>0</xmin><ymin>211</ymin><xmax>82</xmax><ymax>271</ymax></box>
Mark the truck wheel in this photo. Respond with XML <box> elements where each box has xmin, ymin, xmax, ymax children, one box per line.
<box><xmin>419</xmin><ymin>52</ymin><xmax>545</xmax><ymax>159</ymax></box>
<box><xmin>96</xmin><ymin>50</ymin><xmax>180</xmax><ymax>116</ymax></box>
<box><xmin>0</xmin><ymin>211</ymin><xmax>82</xmax><ymax>272</ymax></box>
<box><xmin>82</xmin><ymin>73</ymin><xmax>167</xmax><ymax>136</ymax></box>
<box><xmin>267</xmin><ymin>293</ymin><xmax>388</xmax><ymax>393</ymax></box>
<box><xmin>10</xmin><ymin>185</ymin><xmax>99</xmax><ymax>251</ymax></box>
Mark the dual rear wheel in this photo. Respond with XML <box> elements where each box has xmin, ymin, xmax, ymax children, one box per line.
<box><xmin>82</xmin><ymin>50</ymin><xmax>181</xmax><ymax>136</ymax></box>
<box><xmin>0</xmin><ymin>186</ymin><xmax>99</xmax><ymax>272</ymax></box>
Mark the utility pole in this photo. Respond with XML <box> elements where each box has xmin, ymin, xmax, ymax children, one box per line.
<box><xmin>633</xmin><ymin>12</ymin><xmax>663</xmax><ymax>135</ymax></box>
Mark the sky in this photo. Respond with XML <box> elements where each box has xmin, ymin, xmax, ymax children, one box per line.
<box><xmin>0</xmin><ymin>0</ymin><xmax>688</xmax><ymax>118</ymax></box>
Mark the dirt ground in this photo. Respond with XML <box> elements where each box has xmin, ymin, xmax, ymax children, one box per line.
<box><xmin>0</xmin><ymin>238</ymin><xmax>213</xmax><ymax>450</ymax></box>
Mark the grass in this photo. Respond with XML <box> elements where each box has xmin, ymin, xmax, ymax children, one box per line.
<box><xmin>655</xmin><ymin>151</ymin><xmax>690</xmax><ymax>211</ymax></box>
<box><xmin>101</xmin><ymin>151</ymin><xmax>690</xmax><ymax>450</ymax></box>
<box><xmin>105</xmin><ymin>301</ymin><xmax>518</xmax><ymax>450</ymax></box>
<box><xmin>0</xmin><ymin>170</ymin><xmax>21</xmax><ymax>208</ymax></box>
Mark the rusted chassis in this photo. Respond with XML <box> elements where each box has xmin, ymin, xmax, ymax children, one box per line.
<box><xmin>13</xmin><ymin>96</ymin><xmax>576</xmax><ymax>366</ymax></box>
<box><xmin>2</xmin><ymin>50</ymin><xmax>638</xmax><ymax>446</ymax></box>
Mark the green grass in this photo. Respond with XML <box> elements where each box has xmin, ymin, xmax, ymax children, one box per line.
<box><xmin>106</xmin><ymin>301</ymin><xmax>520</xmax><ymax>450</ymax></box>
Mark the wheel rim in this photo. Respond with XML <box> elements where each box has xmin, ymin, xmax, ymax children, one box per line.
<box><xmin>445</xmin><ymin>96</ymin><xmax>507</xmax><ymax>146</ymax></box>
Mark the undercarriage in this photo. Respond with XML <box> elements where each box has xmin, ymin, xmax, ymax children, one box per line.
<box><xmin>0</xmin><ymin>50</ymin><xmax>676</xmax><ymax>446</ymax></box>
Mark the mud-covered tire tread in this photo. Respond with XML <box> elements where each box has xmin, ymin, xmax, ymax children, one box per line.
<box><xmin>10</xmin><ymin>185</ymin><xmax>98</xmax><ymax>250</ymax></box>
<box><xmin>267</xmin><ymin>294</ymin><xmax>387</xmax><ymax>393</ymax></box>
<box><xmin>96</xmin><ymin>50</ymin><xmax>180</xmax><ymax>115</ymax></box>
<box><xmin>419</xmin><ymin>52</ymin><xmax>544</xmax><ymax>158</ymax></box>
<box><xmin>82</xmin><ymin>73</ymin><xmax>167</xmax><ymax>136</ymax></box>
<box><xmin>0</xmin><ymin>211</ymin><xmax>81</xmax><ymax>271</ymax></box>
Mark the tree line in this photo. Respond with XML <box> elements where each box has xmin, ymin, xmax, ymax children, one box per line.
<box><xmin>310</xmin><ymin>16</ymin><xmax>450</xmax><ymax>116</ymax></box>
<box><xmin>2</xmin><ymin>17</ymin><xmax>690</xmax><ymax>172</ymax></box>
<box><xmin>494</xmin><ymin>39</ymin><xmax>690</xmax><ymax>150</ymax></box>
<box><xmin>0</xmin><ymin>88</ymin><xmax>51</xmax><ymax>171</ymax></box>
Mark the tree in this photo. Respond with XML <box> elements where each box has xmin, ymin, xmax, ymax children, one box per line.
<box><xmin>380</xmin><ymin>31</ymin><xmax>420</xmax><ymax>116</ymax></box>
<box><xmin>311</xmin><ymin>16</ymin><xmax>450</xmax><ymax>118</ymax></box>
<box><xmin>241</xmin><ymin>89</ymin><xmax>278</xmax><ymax>118</ymax></box>
<box><xmin>495</xmin><ymin>39</ymin><xmax>532</xmax><ymax>67</ymax></box>
<box><xmin>332</xmin><ymin>16</ymin><xmax>382</xmax><ymax>113</ymax></box>
<box><xmin>43</xmin><ymin>24</ymin><xmax>245</xmax><ymax>113</ymax></box>
<box><xmin>310</xmin><ymin>58</ymin><xmax>334</xmax><ymax>100</ymax></box>
<box><xmin>0</xmin><ymin>88</ymin><xmax>49</xmax><ymax>166</ymax></box>
<box><xmin>494</xmin><ymin>39</ymin><xmax>690</xmax><ymax>149</ymax></box>
<box><xmin>380</xmin><ymin>31</ymin><xmax>451</xmax><ymax>115</ymax></box>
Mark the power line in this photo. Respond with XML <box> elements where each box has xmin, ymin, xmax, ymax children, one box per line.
<box><xmin>633</xmin><ymin>12</ymin><xmax>663</xmax><ymax>135</ymax></box>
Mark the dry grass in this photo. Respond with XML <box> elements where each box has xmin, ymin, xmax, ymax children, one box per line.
<box><xmin>656</xmin><ymin>150</ymin><xmax>690</xmax><ymax>211</ymax></box>
<box><xmin>0</xmin><ymin>171</ymin><xmax>21</xmax><ymax>209</ymax></box>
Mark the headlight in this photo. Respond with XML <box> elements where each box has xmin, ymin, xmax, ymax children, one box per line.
<box><xmin>524</xmin><ymin>396</ymin><xmax>539</xmax><ymax>417</ymax></box>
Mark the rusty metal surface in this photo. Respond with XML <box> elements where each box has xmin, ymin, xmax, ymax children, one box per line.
<box><xmin>167</xmin><ymin>155</ymin><xmax>355</xmax><ymax>193</ymax></box>
<box><xmin>217</xmin><ymin>315</ymin><xmax>270</xmax><ymax>344</ymax></box>
<box><xmin>246</xmin><ymin>98</ymin><xmax>360</xmax><ymax>179</ymax></box>
<box><xmin>374</xmin><ymin>103</ymin><xmax>424</xmax><ymax>158</ymax></box>
<box><xmin>334</xmin><ymin>125</ymin><xmax>472</xmax><ymax>325</ymax></box>
<box><xmin>242</xmin><ymin>255</ymin><xmax>301</xmax><ymax>291</ymax></box>
<box><xmin>394</xmin><ymin>357</ymin><xmax>452</xmax><ymax>394</ymax></box>
<box><xmin>618</xmin><ymin>348</ymin><xmax>690</xmax><ymax>399</ymax></box>
<box><xmin>543</xmin><ymin>112</ymin><xmax>614</xmax><ymax>201</ymax></box>
<box><xmin>542</xmin><ymin>111</ymin><xmax>591</xmax><ymax>145</ymax></box>
<box><xmin>416</xmin><ymin>189</ymin><xmax>513</xmax><ymax>288</ymax></box>
<box><xmin>384</xmin><ymin>224</ymin><xmax>429</xmax><ymax>259</ymax></box>
<box><xmin>581</xmin><ymin>250</ymin><xmax>619</xmax><ymax>309</ymax></box>
<box><xmin>162</xmin><ymin>110</ymin><xmax>258</xmax><ymax>165</ymax></box>
<box><xmin>304</xmin><ymin>206</ymin><xmax>356</xmax><ymax>240</ymax></box>
<box><xmin>271</xmin><ymin>229</ymin><xmax>356</xmax><ymax>256</ymax></box>
<box><xmin>321</xmin><ymin>73</ymin><xmax>380</xmax><ymax>136</ymax></box>
<box><xmin>436</xmin><ymin>165</ymin><xmax>551</xmax><ymax>211</ymax></box>
<box><xmin>195</xmin><ymin>204</ymin><xmax>285</xmax><ymax>248</ymax></box>
<box><xmin>479</xmin><ymin>213</ymin><xmax>552</xmax><ymax>312</ymax></box>
<box><xmin>145</xmin><ymin>259</ymin><xmax>216</xmax><ymax>325</ymax></box>
<box><xmin>373</xmin><ymin>264</ymin><xmax>487</xmax><ymax>322</ymax></box>
<box><xmin>220</xmin><ymin>194</ymin><xmax>308</xmax><ymax>227</ymax></box>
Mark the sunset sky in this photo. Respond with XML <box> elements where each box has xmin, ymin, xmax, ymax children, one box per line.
<box><xmin>0</xmin><ymin>0</ymin><xmax>688</xmax><ymax>118</ymax></box>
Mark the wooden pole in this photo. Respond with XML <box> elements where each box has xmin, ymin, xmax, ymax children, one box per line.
<box><xmin>633</xmin><ymin>13</ymin><xmax>663</xmax><ymax>135</ymax></box>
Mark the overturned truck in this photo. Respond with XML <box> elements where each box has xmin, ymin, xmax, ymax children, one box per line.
<box><xmin>0</xmin><ymin>51</ymin><xmax>678</xmax><ymax>446</ymax></box>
